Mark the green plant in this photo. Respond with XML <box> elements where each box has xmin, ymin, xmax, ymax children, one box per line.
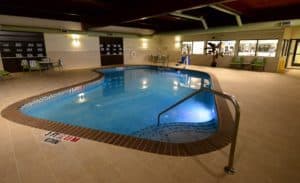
<box><xmin>205</xmin><ymin>42</ymin><xmax>224</xmax><ymax>67</ymax></box>
<box><xmin>0</xmin><ymin>70</ymin><xmax>10</xmax><ymax>80</ymax></box>
<box><xmin>0</xmin><ymin>70</ymin><xmax>10</xmax><ymax>76</ymax></box>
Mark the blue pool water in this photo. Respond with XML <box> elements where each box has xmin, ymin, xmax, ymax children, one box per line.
<box><xmin>22</xmin><ymin>66</ymin><xmax>218</xmax><ymax>143</ymax></box>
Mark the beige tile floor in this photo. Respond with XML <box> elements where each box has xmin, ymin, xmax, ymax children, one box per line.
<box><xmin>0</xmin><ymin>66</ymin><xmax>300</xmax><ymax>183</ymax></box>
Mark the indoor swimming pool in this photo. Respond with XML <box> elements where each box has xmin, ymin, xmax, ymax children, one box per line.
<box><xmin>21</xmin><ymin>66</ymin><xmax>218</xmax><ymax>143</ymax></box>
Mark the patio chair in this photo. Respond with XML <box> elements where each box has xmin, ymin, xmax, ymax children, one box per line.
<box><xmin>52</xmin><ymin>58</ymin><xmax>64</xmax><ymax>71</ymax></box>
<box><xmin>149</xmin><ymin>55</ymin><xmax>156</xmax><ymax>64</ymax></box>
<box><xmin>21</xmin><ymin>59</ymin><xmax>30</xmax><ymax>71</ymax></box>
<box><xmin>152</xmin><ymin>55</ymin><xmax>159</xmax><ymax>63</ymax></box>
<box><xmin>40</xmin><ymin>57</ymin><xmax>54</xmax><ymax>70</ymax></box>
<box><xmin>230</xmin><ymin>56</ymin><xmax>244</xmax><ymax>69</ymax></box>
<box><xmin>29</xmin><ymin>60</ymin><xmax>42</xmax><ymax>72</ymax></box>
<box><xmin>251</xmin><ymin>57</ymin><xmax>266</xmax><ymax>71</ymax></box>
<box><xmin>159</xmin><ymin>55</ymin><xmax>169</xmax><ymax>67</ymax></box>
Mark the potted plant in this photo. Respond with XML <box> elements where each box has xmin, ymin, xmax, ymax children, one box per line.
<box><xmin>205</xmin><ymin>42</ymin><xmax>224</xmax><ymax>67</ymax></box>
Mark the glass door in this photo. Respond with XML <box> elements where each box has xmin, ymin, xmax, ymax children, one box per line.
<box><xmin>292</xmin><ymin>40</ymin><xmax>300</xmax><ymax>66</ymax></box>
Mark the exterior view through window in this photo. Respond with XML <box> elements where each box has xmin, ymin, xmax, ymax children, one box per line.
<box><xmin>256</xmin><ymin>40</ymin><xmax>278</xmax><ymax>57</ymax></box>
<box><xmin>221</xmin><ymin>41</ymin><xmax>236</xmax><ymax>56</ymax></box>
<box><xmin>238</xmin><ymin>40</ymin><xmax>257</xmax><ymax>56</ymax></box>
<box><xmin>192</xmin><ymin>41</ymin><xmax>205</xmax><ymax>54</ymax></box>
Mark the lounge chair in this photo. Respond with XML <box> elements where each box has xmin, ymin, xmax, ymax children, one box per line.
<box><xmin>230</xmin><ymin>56</ymin><xmax>244</xmax><ymax>69</ymax></box>
<box><xmin>251</xmin><ymin>57</ymin><xmax>266</xmax><ymax>71</ymax></box>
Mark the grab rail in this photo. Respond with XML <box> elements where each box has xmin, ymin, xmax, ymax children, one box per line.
<box><xmin>156</xmin><ymin>78</ymin><xmax>240</xmax><ymax>174</ymax></box>
<box><xmin>157</xmin><ymin>89</ymin><xmax>202</xmax><ymax>126</ymax></box>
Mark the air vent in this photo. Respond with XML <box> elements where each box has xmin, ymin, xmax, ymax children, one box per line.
<box><xmin>60</xmin><ymin>29</ymin><xmax>68</xmax><ymax>33</ymax></box>
<box><xmin>280</xmin><ymin>20</ymin><xmax>291</xmax><ymax>27</ymax></box>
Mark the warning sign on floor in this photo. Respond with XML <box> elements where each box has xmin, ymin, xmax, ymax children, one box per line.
<box><xmin>43</xmin><ymin>131</ymin><xmax>80</xmax><ymax>144</ymax></box>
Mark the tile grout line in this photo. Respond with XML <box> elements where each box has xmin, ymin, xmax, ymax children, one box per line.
<box><xmin>30</xmin><ymin>128</ymin><xmax>60</xmax><ymax>183</ymax></box>
<box><xmin>6</xmin><ymin>121</ymin><xmax>23</xmax><ymax>183</ymax></box>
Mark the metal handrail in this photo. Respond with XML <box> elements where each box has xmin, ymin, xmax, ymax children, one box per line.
<box><xmin>156</xmin><ymin>78</ymin><xmax>240</xmax><ymax>174</ymax></box>
<box><xmin>157</xmin><ymin>88</ymin><xmax>203</xmax><ymax>126</ymax></box>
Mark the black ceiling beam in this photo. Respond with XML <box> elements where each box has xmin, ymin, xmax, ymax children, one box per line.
<box><xmin>0</xmin><ymin>6</ymin><xmax>82</xmax><ymax>22</ymax></box>
<box><xmin>241</xmin><ymin>5</ymin><xmax>300</xmax><ymax>23</ymax></box>
<box><xmin>84</xmin><ymin>0</ymin><xmax>229</xmax><ymax>29</ymax></box>
<box><xmin>0</xmin><ymin>0</ymin><xmax>113</xmax><ymax>22</ymax></box>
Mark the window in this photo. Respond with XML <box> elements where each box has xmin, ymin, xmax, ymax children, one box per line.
<box><xmin>192</xmin><ymin>41</ymin><xmax>204</xmax><ymax>54</ymax></box>
<box><xmin>293</xmin><ymin>40</ymin><xmax>300</xmax><ymax>65</ymax></box>
<box><xmin>281</xmin><ymin>40</ymin><xmax>286</xmax><ymax>56</ymax></box>
<box><xmin>238</xmin><ymin>40</ymin><xmax>257</xmax><ymax>56</ymax></box>
<box><xmin>221</xmin><ymin>40</ymin><xmax>236</xmax><ymax>56</ymax></box>
<box><xmin>257</xmin><ymin>40</ymin><xmax>278</xmax><ymax>57</ymax></box>
<box><xmin>281</xmin><ymin>40</ymin><xmax>290</xmax><ymax>57</ymax></box>
<box><xmin>182</xmin><ymin>41</ymin><xmax>192</xmax><ymax>54</ymax></box>
<box><xmin>206</xmin><ymin>41</ymin><xmax>220</xmax><ymax>54</ymax></box>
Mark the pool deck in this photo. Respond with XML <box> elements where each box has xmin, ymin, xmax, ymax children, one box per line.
<box><xmin>0</xmin><ymin>65</ymin><xmax>300</xmax><ymax>183</ymax></box>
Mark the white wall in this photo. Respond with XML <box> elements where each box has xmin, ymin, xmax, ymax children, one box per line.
<box><xmin>40</xmin><ymin>28</ymin><xmax>290</xmax><ymax>71</ymax></box>
<box><xmin>44</xmin><ymin>33</ymin><xmax>101</xmax><ymax>70</ymax></box>
<box><xmin>123</xmin><ymin>37</ymin><xmax>159</xmax><ymax>65</ymax></box>
<box><xmin>44</xmin><ymin>34</ymin><xmax>160</xmax><ymax>69</ymax></box>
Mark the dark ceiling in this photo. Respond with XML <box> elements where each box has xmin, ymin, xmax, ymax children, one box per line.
<box><xmin>0</xmin><ymin>0</ymin><xmax>300</xmax><ymax>33</ymax></box>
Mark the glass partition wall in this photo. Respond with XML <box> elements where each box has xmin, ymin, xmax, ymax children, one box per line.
<box><xmin>286</xmin><ymin>40</ymin><xmax>300</xmax><ymax>67</ymax></box>
<box><xmin>293</xmin><ymin>41</ymin><xmax>300</xmax><ymax>66</ymax></box>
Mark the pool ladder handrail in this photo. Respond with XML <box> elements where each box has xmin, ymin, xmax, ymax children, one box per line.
<box><xmin>156</xmin><ymin>78</ymin><xmax>240</xmax><ymax>175</ymax></box>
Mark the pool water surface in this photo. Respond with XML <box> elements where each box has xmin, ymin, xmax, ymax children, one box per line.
<box><xmin>21</xmin><ymin>66</ymin><xmax>218</xmax><ymax>143</ymax></box>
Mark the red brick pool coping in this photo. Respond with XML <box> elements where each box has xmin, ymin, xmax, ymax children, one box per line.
<box><xmin>1</xmin><ymin>65</ymin><xmax>235</xmax><ymax>156</ymax></box>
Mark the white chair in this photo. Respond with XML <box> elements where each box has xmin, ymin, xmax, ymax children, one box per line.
<box><xmin>53</xmin><ymin>58</ymin><xmax>63</xmax><ymax>71</ymax></box>
<box><xmin>42</xmin><ymin>57</ymin><xmax>51</xmax><ymax>62</ymax></box>
<box><xmin>29</xmin><ymin>60</ymin><xmax>42</xmax><ymax>72</ymax></box>
<box><xmin>21</xmin><ymin>59</ymin><xmax>29</xmax><ymax>71</ymax></box>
